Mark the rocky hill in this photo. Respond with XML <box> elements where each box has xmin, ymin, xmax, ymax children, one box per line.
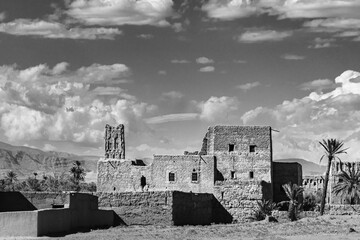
<box><xmin>0</xmin><ymin>141</ymin><xmax>99</xmax><ymax>182</ymax></box>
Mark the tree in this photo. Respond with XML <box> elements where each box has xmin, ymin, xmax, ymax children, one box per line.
<box><xmin>69</xmin><ymin>161</ymin><xmax>86</xmax><ymax>191</ymax></box>
<box><xmin>319</xmin><ymin>139</ymin><xmax>347</xmax><ymax>215</ymax></box>
<box><xmin>5</xmin><ymin>171</ymin><xmax>18</xmax><ymax>191</ymax></box>
<box><xmin>332</xmin><ymin>163</ymin><xmax>360</xmax><ymax>204</ymax></box>
<box><xmin>282</xmin><ymin>182</ymin><xmax>304</xmax><ymax>221</ymax></box>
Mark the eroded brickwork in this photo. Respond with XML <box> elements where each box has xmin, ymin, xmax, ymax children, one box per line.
<box><xmin>97</xmin><ymin>124</ymin><xmax>274</xmax><ymax>223</ymax></box>
<box><xmin>104</xmin><ymin>124</ymin><xmax>125</xmax><ymax>159</ymax></box>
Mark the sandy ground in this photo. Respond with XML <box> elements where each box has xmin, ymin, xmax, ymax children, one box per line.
<box><xmin>3</xmin><ymin>215</ymin><xmax>360</xmax><ymax>240</ymax></box>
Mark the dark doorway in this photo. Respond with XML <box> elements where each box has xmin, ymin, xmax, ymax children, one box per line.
<box><xmin>140</xmin><ymin>176</ymin><xmax>146</xmax><ymax>190</ymax></box>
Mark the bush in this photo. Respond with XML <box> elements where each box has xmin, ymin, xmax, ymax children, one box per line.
<box><xmin>249</xmin><ymin>199</ymin><xmax>278</xmax><ymax>221</ymax></box>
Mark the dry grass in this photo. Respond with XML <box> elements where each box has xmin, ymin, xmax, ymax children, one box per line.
<box><xmin>4</xmin><ymin>215</ymin><xmax>360</xmax><ymax>240</ymax></box>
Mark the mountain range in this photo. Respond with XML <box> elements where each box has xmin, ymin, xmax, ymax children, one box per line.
<box><xmin>0</xmin><ymin>141</ymin><xmax>99</xmax><ymax>182</ymax></box>
<box><xmin>0</xmin><ymin>141</ymin><xmax>326</xmax><ymax>183</ymax></box>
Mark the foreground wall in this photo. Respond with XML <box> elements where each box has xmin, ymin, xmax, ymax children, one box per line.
<box><xmin>97</xmin><ymin>191</ymin><xmax>215</xmax><ymax>226</ymax></box>
<box><xmin>0</xmin><ymin>193</ymin><xmax>114</xmax><ymax>237</ymax></box>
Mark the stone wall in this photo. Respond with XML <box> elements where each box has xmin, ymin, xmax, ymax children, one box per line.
<box><xmin>97</xmin><ymin>159</ymin><xmax>151</xmax><ymax>192</ymax></box>
<box><xmin>273</xmin><ymin>162</ymin><xmax>302</xmax><ymax>203</ymax></box>
<box><xmin>97</xmin><ymin>155</ymin><xmax>215</xmax><ymax>194</ymax></box>
<box><xmin>96</xmin><ymin>191</ymin><xmax>215</xmax><ymax>226</ymax></box>
<box><xmin>329</xmin><ymin>205</ymin><xmax>360</xmax><ymax>215</ymax></box>
<box><xmin>151</xmin><ymin>155</ymin><xmax>215</xmax><ymax>193</ymax></box>
<box><xmin>204</xmin><ymin>126</ymin><xmax>272</xmax><ymax>192</ymax></box>
<box><xmin>213</xmin><ymin>180</ymin><xmax>264</xmax><ymax>222</ymax></box>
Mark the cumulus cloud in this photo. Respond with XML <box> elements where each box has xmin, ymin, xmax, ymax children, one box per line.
<box><xmin>300</xmin><ymin>79</ymin><xmax>337</xmax><ymax>91</ymax></box>
<box><xmin>199</xmin><ymin>66</ymin><xmax>215</xmax><ymax>72</ymax></box>
<box><xmin>241</xmin><ymin>70</ymin><xmax>360</xmax><ymax>162</ymax></box>
<box><xmin>198</xmin><ymin>96</ymin><xmax>240</xmax><ymax>122</ymax></box>
<box><xmin>202</xmin><ymin>0</ymin><xmax>360</xmax><ymax>20</ymax></box>
<box><xmin>67</xmin><ymin>0</ymin><xmax>174</xmax><ymax>27</ymax></box>
<box><xmin>237</xmin><ymin>81</ymin><xmax>261</xmax><ymax>91</ymax></box>
<box><xmin>0</xmin><ymin>12</ymin><xmax>6</xmax><ymax>22</ymax></box>
<box><xmin>237</xmin><ymin>30</ymin><xmax>292</xmax><ymax>43</ymax></box>
<box><xmin>281</xmin><ymin>54</ymin><xmax>305</xmax><ymax>60</ymax></box>
<box><xmin>0</xmin><ymin>19</ymin><xmax>122</xmax><ymax>40</ymax></box>
<box><xmin>0</xmin><ymin>63</ymin><xmax>155</xmax><ymax>144</ymax></box>
<box><xmin>196</xmin><ymin>57</ymin><xmax>214</xmax><ymax>64</ymax></box>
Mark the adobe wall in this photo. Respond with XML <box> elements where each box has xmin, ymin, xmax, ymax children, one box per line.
<box><xmin>272</xmin><ymin>162</ymin><xmax>302</xmax><ymax>203</ymax></box>
<box><xmin>0</xmin><ymin>211</ymin><xmax>38</xmax><ymax>237</ymax></box>
<box><xmin>97</xmin><ymin>159</ymin><xmax>152</xmax><ymax>192</ymax></box>
<box><xmin>96</xmin><ymin>191</ymin><xmax>215</xmax><ymax>226</ymax></box>
<box><xmin>96</xmin><ymin>191</ymin><xmax>173</xmax><ymax>225</ymax></box>
<box><xmin>0</xmin><ymin>192</ymin><xmax>37</xmax><ymax>212</ymax></box>
<box><xmin>151</xmin><ymin>155</ymin><xmax>215</xmax><ymax>193</ymax></box>
<box><xmin>213</xmin><ymin>180</ymin><xmax>265</xmax><ymax>222</ymax></box>
<box><xmin>21</xmin><ymin>192</ymin><xmax>69</xmax><ymax>209</ymax></box>
<box><xmin>205</xmin><ymin>126</ymin><xmax>272</xmax><ymax>184</ymax></box>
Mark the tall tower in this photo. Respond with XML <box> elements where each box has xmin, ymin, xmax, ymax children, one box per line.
<box><xmin>104</xmin><ymin>124</ymin><xmax>125</xmax><ymax>159</ymax></box>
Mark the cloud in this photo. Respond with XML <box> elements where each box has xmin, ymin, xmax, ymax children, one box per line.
<box><xmin>281</xmin><ymin>54</ymin><xmax>305</xmax><ymax>60</ymax></box>
<box><xmin>237</xmin><ymin>81</ymin><xmax>261</xmax><ymax>91</ymax></box>
<box><xmin>241</xmin><ymin>70</ymin><xmax>360</xmax><ymax>162</ymax></box>
<box><xmin>196</xmin><ymin>57</ymin><xmax>214</xmax><ymax>64</ymax></box>
<box><xmin>145</xmin><ymin>113</ymin><xmax>198</xmax><ymax>124</ymax></box>
<box><xmin>0</xmin><ymin>12</ymin><xmax>6</xmax><ymax>22</ymax></box>
<box><xmin>198</xmin><ymin>96</ymin><xmax>240</xmax><ymax>122</ymax></box>
<box><xmin>0</xmin><ymin>19</ymin><xmax>122</xmax><ymax>40</ymax></box>
<box><xmin>158</xmin><ymin>70</ymin><xmax>167</xmax><ymax>75</ymax></box>
<box><xmin>308</xmin><ymin>37</ymin><xmax>336</xmax><ymax>49</ymax></box>
<box><xmin>161</xmin><ymin>91</ymin><xmax>183</xmax><ymax>99</ymax></box>
<box><xmin>67</xmin><ymin>0</ymin><xmax>174</xmax><ymax>27</ymax></box>
<box><xmin>0</xmin><ymin>63</ymin><xmax>155</xmax><ymax>144</ymax></box>
<box><xmin>171</xmin><ymin>59</ymin><xmax>190</xmax><ymax>64</ymax></box>
<box><xmin>304</xmin><ymin>18</ymin><xmax>360</xmax><ymax>40</ymax></box>
<box><xmin>199</xmin><ymin>66</ymin><xmax>215</xmax><ymax>72</ymax></box>
<box><xmin>237</xmin><ymin>30</ymin><xmax>292</xmax><ymax>43</ymax></box>
<box><xmin>201</xmin><ymin>1</ymin><xmax>360</xmax><ymax>20</ymax></box>
<box><xmin>300</xmin><ymin>79</ymin><xmax>337</xmax><ymax>91</ymax></box>
<box><xmin>43</xmin><ymin>143</ymin><xmax>57</xmax><ymax>152</ymax></box>
<box><xmin>137</xmin><ymin>34</ymin><xmax>154</xmax><ymax>39</ymax></box>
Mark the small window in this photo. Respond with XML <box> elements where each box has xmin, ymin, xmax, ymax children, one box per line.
<box><xmin>249</xmin><ymin>171</ymin><xmax>254</xmax><ymax>179</ymax></box>
<box><xmin>230</xmin><ymin>171</ymin><xmax>235</xmax><ymax>179</ymax></box>
<box><xmin>228</xmin><ymin>144</ymin><xmax>235</xmax><ymax>152</ymax></box>
<box><xmin>192</xmin><ymin>169</ymin><xmax>198</xmax><ymax>182</ymax></box>
<box><xmin>249</xmin><ymin>145</ymin><xmax>256</xmax><ymax>153</ymax></box>
<box><xmin>169</xmin><ymin>172</ymin><xmax>175</xmax><ymax>182</ymax></box>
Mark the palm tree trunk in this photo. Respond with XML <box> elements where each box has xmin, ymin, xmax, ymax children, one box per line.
<box><xmin>288</xmin><ymin>202</ymin><xmax>296</xmax><ymax>221</ymax></box>
<box><xmin>320</xmin><ymin>157</ymin><xmax>332</xmax><ymax>215</ymax></box>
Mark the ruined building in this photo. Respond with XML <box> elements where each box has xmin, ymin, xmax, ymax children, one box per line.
<box><xmin>97</xmin><ymin>124</ymin><xmax>301</xmax><ymax>221</ymax></box>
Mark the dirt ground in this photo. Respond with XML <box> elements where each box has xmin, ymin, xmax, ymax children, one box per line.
<box><xmin>3</xmin><ymin>215</ymin><xmax>360</xmax><ymax>240</ymax></box>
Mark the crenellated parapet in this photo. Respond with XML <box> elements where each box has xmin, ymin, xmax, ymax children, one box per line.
<box><xmin>104</xmin><ymin>124</ymin><xmax>125</xmax><ymax>159</ymax></box>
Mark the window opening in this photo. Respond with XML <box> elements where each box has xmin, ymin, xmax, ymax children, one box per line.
<box><xmin>192</xmin><ymin>169</ymin><xmax>198</xmax><ymax>182</ymax></box>
<box><xmin>249</xmin><ymin>145</ymin><xmax>256</xmax><ymax>153</ymax></box>
<box><xmin>228</xmin><ymin>144</ymin><xmax>235</xmax><ymax>152</ymax></box>
<box><xmin>249</xmin><ymin>171</ymin><xmax>254</xmax><ymax>179</ymax></box>
<box><xmin>230</xmin><ymin>171</ymin><xmax>235</xmax><ymax>179</ymax></box>
<box><xmin>169</xmin><ymin>172</ymin><xmax>175</xmax><ymax>182</ymax></box>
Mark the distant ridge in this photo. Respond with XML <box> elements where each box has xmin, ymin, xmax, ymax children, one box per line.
<box><xmin>0</xmin><ymin>141</ymin><xmax>99</xmax><ymax>182</ymax></box>
<box><xmin>274</xmin><ymin>158</ymin><xmax>326</xmax><ymax>176</ymax></box>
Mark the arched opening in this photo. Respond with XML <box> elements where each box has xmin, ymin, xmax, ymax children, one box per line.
<box><xmin>140</xmin><ymin>175</ymin><xmax>146</xmax><ymax>190</ymax></box>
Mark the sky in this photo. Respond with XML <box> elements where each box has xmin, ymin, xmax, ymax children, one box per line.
<box><xmin>0</xmin><ymin>0</ymin><xmax>360</xmax><ymax>163</ymax></box>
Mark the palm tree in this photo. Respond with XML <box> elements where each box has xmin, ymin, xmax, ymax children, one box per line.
<box><xmin>319</xmin><ymin>139</ymin><xmax>347</xmax><ymax>215</ymax></box>
<box><xmin>69</xmin><ymin>161</ymin><xmax>86</xmax><ymax>191</ymax></box>
<box><xmin>282</xmin><ymin>182</ymin><xmax>304</xmax><ymax>221</ymax></box>
<box><xmin>5</xmin><ymin>171</ymin><xmax>18</xmax><ymax>191</ymax></box>
<box><xmin>332</xmin><ymin>163</ymin><xmax>360</xmax><ymax>204</ymax></box>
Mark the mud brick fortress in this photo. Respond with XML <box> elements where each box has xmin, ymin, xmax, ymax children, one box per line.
<box><xmin>97</xmin><ymin>124</ymin><xmax>301</xmax><ymax>222</ymax></box>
